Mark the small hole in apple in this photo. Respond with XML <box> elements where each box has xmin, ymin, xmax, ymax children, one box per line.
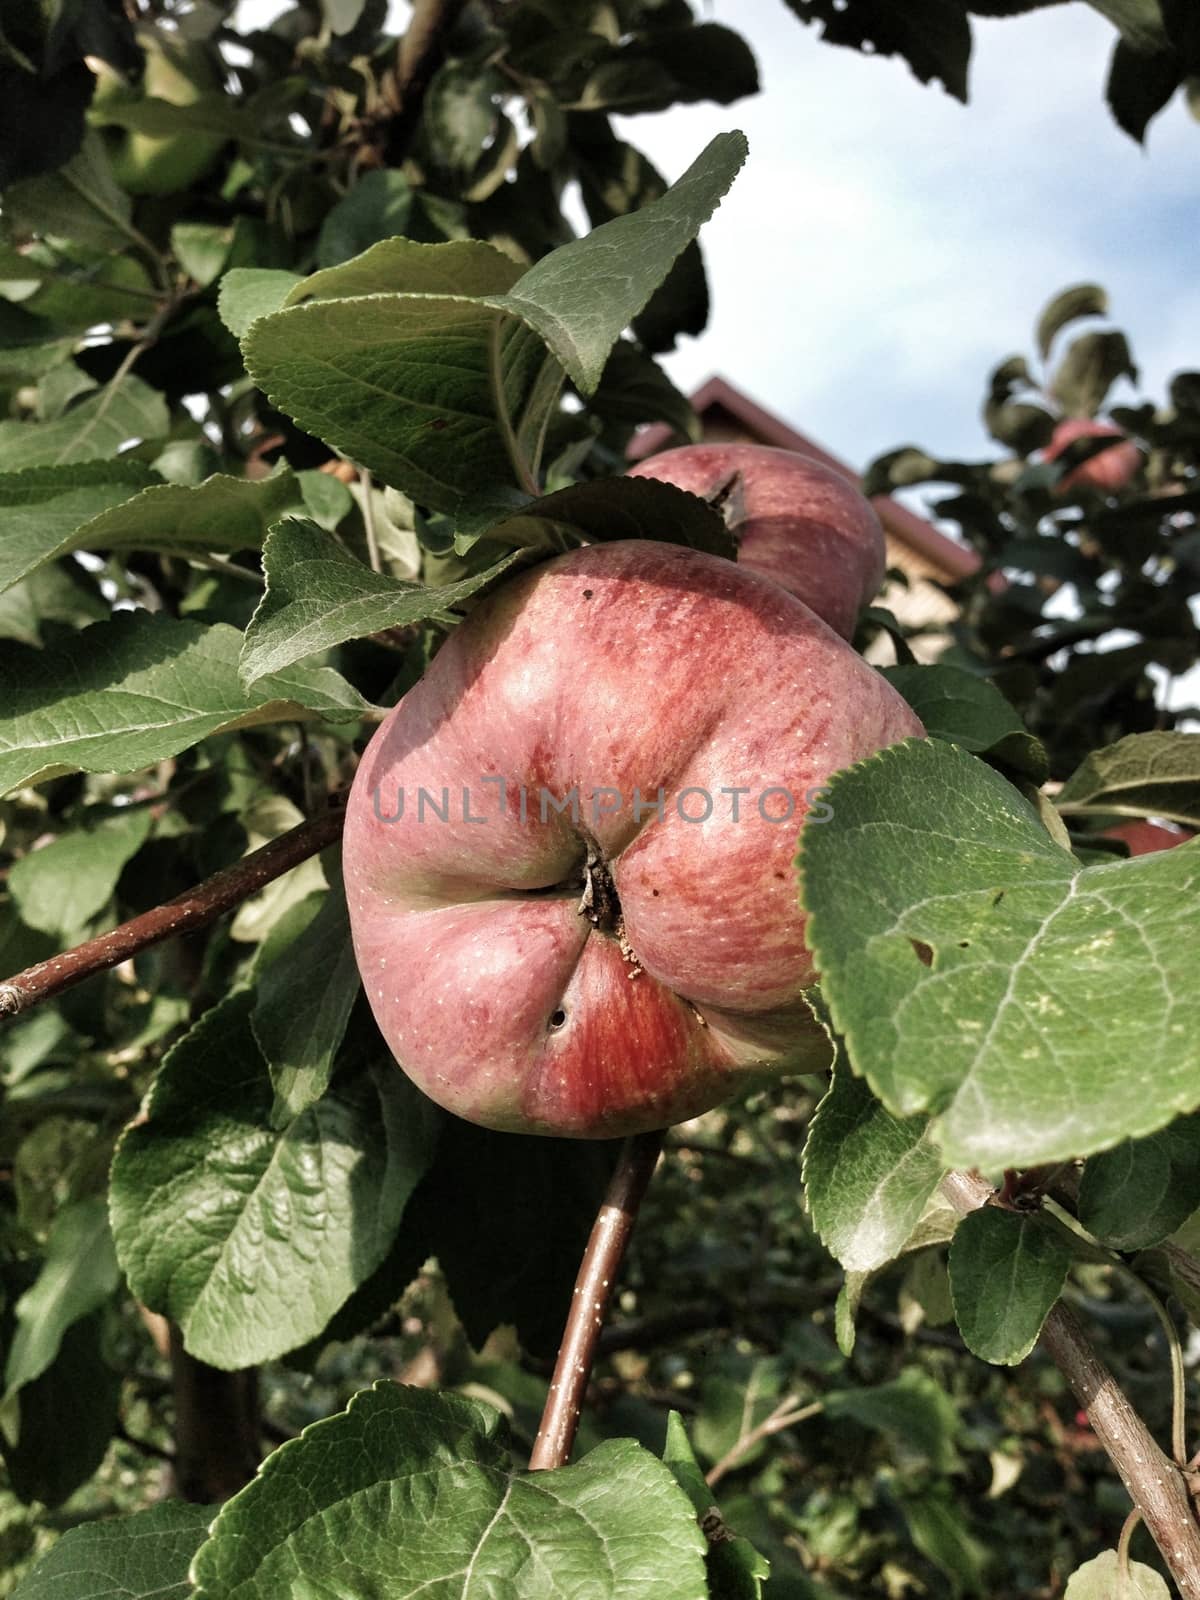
<box><xmin>549</xmin><ymin>1008</ymin><xmax>567</xmax><ymax>1030</ymax></box>
<box><xmin>582</xmin><ymin>589</ymin><xmax>594</xmax><ymax>599</ymax></box>
<box><xmin>958</xmin><ymin>940</ymin><xmax>970</xmax><ymax>948</ymax></box>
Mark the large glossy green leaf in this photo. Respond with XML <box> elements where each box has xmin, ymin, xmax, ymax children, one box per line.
<box><xmin>12</xmin><ymin>1503</ymin><xmax>211</xmax><ymax>1600</ymax></box>
<box><xmin>801</xmin><ymin>738</ymin><xmax>1200</xmax><ymax>1167</ymax></box>
<box><xmin>191</xmin><ymin>1385</ymin><xmax>708</xmax><ymax>1599</ymax></box>
<box><xmin>109</xmin><ymin>993</ymin><xmax>440</xmax><ymax>1368</ymax></box>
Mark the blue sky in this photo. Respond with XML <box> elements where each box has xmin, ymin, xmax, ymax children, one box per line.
<box><xmin>235</xmin><ymin>1</ymin><xmax>1197</xmax><ymax>474</ymax></box>
<box><xmin>620</xmin><ymin>0</ymin><xmax>1198</xmax><ymax>472</ymax></box>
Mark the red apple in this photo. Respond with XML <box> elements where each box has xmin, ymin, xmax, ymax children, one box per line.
<box><xmin>1043</xmin><ymin>418</ymin><xmax>1140</xmax><ymax>496</ymax></box>
<box><xmin>344</xmin><ymin>540</ymin><xmax>922</xmax><ymax>1138</ymax></box>
<box><xmin>1102</xmin><ymin>819</ymin><xmax>1192</xmax><ymax>856</ymax></box>
<box><xmin>627</xmin><ymin>443</ymin><xmax>885</xmax><ymax>639</ymax></box>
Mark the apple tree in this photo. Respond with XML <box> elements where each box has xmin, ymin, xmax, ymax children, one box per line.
<box><xmin>0</xmin><ymin>2</ymin><xmax>1199</xmax><ymax>1598</ymax></box>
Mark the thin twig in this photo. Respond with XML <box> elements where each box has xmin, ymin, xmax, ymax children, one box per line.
<box><xmin>705</xmin><ymin>1396</ymin><xmax>823</xmax><ymax>1489</ymax></box>
<box><xmin>0</xmin><ymin>794</ymin><xmax>346</xmax><ymax>1022</ymax></box>
<box><xmin>529</xmin><ymin>1130</ymin><xmax>665</xmax><ymax>1472</ymax></box>
<box><xmin>941</xmin><ymin>1170</ymin><xmax>1200</xmax><ymax>1598</ymax></box>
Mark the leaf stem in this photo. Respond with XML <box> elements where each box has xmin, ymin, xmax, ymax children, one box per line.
<box><xmin>0</xmin><ymin>793</ymin><xmax>346</xmax><ymax>1023</ymax></box>
<box><xmin>529</xmin><ymin>1129</ymin><xmax>665</xmax><ymax>1472</ymax></box>
<box><xmin>1118</xmin><ymin>1507</ymin><xmax>1143</xmax><ymax>1580</ymax></box>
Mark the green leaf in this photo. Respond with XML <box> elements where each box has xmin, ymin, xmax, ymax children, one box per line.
<box><xmin>1064</xmin><ymin>1548</ymin><xmax>1171</xmax><ymax>1598</ymax></box>
<box><xmin>240</xmin><ymin>517</ymin><xmax>524</xmax><ymax>685</ymax></box>
<box><xmin>1052</xmin><ymin>329</ymin><xmax>1138</xmax><ymax>418</ymax></box>
<box><xmin>824</xmin><ymin>1370</ymin><xmax>960</xmax><ymax>1473</ymax></box>
<box><xmin>321</xmin><ymin>0</ymin><xmax>369</xmax><ymax>33</ymax></box>
<box><xmin>948</xmin><ymin>1206</ymin><xmax>1072</xmax><ymax>1364</ymax></box>
<box><xmin>0</xmin><ymin>373</ymin><xmax>169</xmax><ymax>470</ymax></box>
<box><xmin>2</xmin><ymin>1313</ymin><xmax>119</xmax><ymax>1509</ymax></box>
<box><xmin>8</xmin><ymin>808</ymin><xmax>151</xmax><ymax>937</ymax></box>
<box><xmin>0</xmin><ymin>612</ymin><xmax>367</xmax><ymax>795</ymax></box>
<box><xmin>11</xmin><ymin>1502</ymin><xmax>212</xmax><ymax>1600</ymax></box>
<box><xmin>0</xmin><ymin>460</ymin><xmax>159</xmax><ymax>597</ymax></box>
<box><xmin>2</xmin><ymin>131</ymin><xmax>137</xmax><ymax>252</ymax></box>
<box><xmin>109</xmin><ymin>993</ymin><xmax>440</xmax><ymax>1368</ymax></box>
<box><xmin>496</xmin><ymin>130</ymin><xmax>746</xmax><ymax>395</ymax></box>
<box><xmin>1036</xmin><ymin>283</ymin><xmax>1108</xmax><ymax>359</ymax></box>
<box><xmin>801</xmin><ymin>738</ymin><xmax>1200</xmax><ymax>1167</ymax></box>
<box><xmin>1085</xmin><ymin>0</ymin><xmax>1172</xmax><ymax>51</ymax></box>
<box><xmin>483</xmin><ymin>476</ymin><xmax>736</xmax><ymax>560</ymax></box>
<box><xmin>895</xmin><ymin>1486</ymin><xmax>988</xmax><ymax>1595</ymax></box>
<box><xmin>804</xmin><ymin>1067</ymin><xmax>945</xmax><ymax>1273</ymax></box>
<box><xmin>285</xmin><ymin>236</ymin><xmax>521</xmax><ymax>304</ymax></box>
<box><xmin>3</xmin><ymin>1198</ymin><xmax>119</xmax><ymax>1401</ymax></box>
<box><xmin>191</xmin><ymin>1385</ymin><xmax>708</xmax><ymax>1599</ymax></box>
<box><xmin>880</xmin><ymin>663</ymin><xmax>1047</xmax><ymax>780</ymax></box>
<box><xmin>244</xmin><ymin>136</ymin><xmax>743</xmax><ymax>519</ymax></box>
<box><xmin>252</xmin><ymin>873</ymin><xmax>361</xmax><ymax>1120</ymax></box>
<box><xmin>216</xmin><ymin>267</ymin><xmax>303</xmax><ymax>340</ymax></box>
<box><xmin>1078</xmin><ymin>1114</ymin><xmax>1200</xmax><ymax>1249</ymax></box>
<box><xmin>75</xmin><ymin>468</ymin><xmax>302</xmax><ymax>568</ymax></box>
<box><xmin>781</xmin><ymin>0</ymin><xmax>973</xmax><ymax>100</ymax></box>
<box><xmin>661</xmin><ymin>1412</ymin><xmax>770</xmax><ymax>1599</ymax></box>
<box><xmin>316</xmin><ymin>170</ymin><xmax>413</xmax><ymax>268</ymax></box>
<box><xmin>245</xmin><ymin>265</ymin><xmax>560</xmax><ymax>529</ymax></box>
<box><xmin>1057</xmin><ymin>731</ymin><xmax>1200</xmax><ymax>828</ymax></box>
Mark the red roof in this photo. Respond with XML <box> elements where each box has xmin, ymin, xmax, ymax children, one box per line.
<box><xmin>629</xmin><ymin>375</ymin><xmax>980</xmax><ymax>581</ymax></box>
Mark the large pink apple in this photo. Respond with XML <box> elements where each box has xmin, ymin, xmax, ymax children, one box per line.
<box><xmin>344</xmin><ymin>541</ymin><xmax>922</xmax><ymax>1139</ymax></box>
<box><xmin>627</xmin><ymin>443</ymin><xmax>885</xmax><ymax>639</ymax></box>
<box><xmin>1043</xmin><ymin>418</ymin><xmax>1140</xmax><ymax>496</ymax></box>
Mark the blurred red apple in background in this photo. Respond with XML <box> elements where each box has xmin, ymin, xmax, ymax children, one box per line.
<box><xmin>628</xmin><ymin>443</ymin><xmax>885</xmax><ymax>639</ymax></box>
<box><xmin>1043</xmin><ymin>418</ymin><xmax>1141</xmax><ymax>496</ymax></box>
<box><xmin>345</xmin><ymin>540</ymin><xmax>922</xmax><ymax>1138</ymax></box>
<box><xmin>1102</xmin><ymin>819</ymin><xmax>1193</xmax><ymax>856</ymax></box>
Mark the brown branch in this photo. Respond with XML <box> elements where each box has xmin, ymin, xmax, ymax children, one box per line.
<box><xmin>168</xmin><ymin>1327</ymin><xmax>260</xmax><ymax>1503</ymax></box>
<box><xmin>529</xmin><ymin>1129</ymin><xmax>665</xmax><ymax>1472</ymax></box>
<box><xmin>704</xmin><ymin>1395</ymin><xmax>823</xmax><ymax>1490</ymax></box>
<box><xmin>0</xmin><ymin>793</ymin><xmax>346</xmax><ymax>1023</ymax></box>
<box><xmin>942</xmin><ymin>1170</ymin><xmax>1200</xmax><ymax>1598</ymax></box>
<box><xmin>382</xmin><ymin>0</ymin><xmax>470</xmax><ymax>160</ymax></box>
